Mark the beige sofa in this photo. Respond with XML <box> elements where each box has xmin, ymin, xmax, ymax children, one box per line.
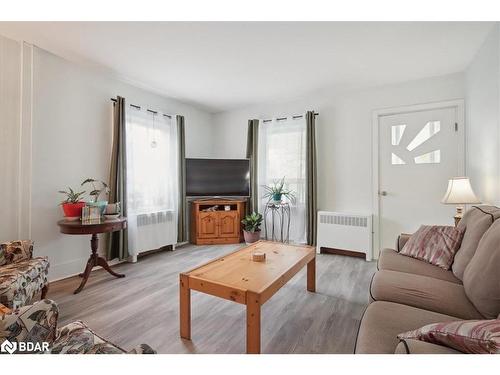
<box><xmin>355</xmin><ymin>205</ymin><xmax>500</xmax><ymax>354</ymax></box>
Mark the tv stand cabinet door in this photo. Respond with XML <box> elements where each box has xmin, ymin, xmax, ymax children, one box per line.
<box><xmin>198</xmin><ymin>212</ymin><xmax>219</xmax><ymax>238</ymax></box>
<box><xmin>218</xmin><ymin>211</ymin><xmax>239</xmax><ymax>238</ymax></box>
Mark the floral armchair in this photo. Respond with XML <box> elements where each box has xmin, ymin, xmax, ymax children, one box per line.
<box><xmin>0</xmin><ymin>299</ymin><xmax>156</xmax><ymax>354</ymax></box>
<box><xmin>0</xmin><ymin>240</ymin><xmax>49</xmax><ymax>309</ymax></box>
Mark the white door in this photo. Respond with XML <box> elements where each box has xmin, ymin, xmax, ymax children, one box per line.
<box><xmin>378</xmin><ymin>105</ymin><xmax>464</xmax><ymax>250</ymax></box>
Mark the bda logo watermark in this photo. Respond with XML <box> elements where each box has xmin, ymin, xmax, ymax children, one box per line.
<box><xmin>1</xmin><ymin>339</ymin><xmax>49</xmax><ymax>354</ymax></box>
<box><xmin>1</xmin><ymin>340</ymin><xmax>17</xmax><ymax>354</ymax></box>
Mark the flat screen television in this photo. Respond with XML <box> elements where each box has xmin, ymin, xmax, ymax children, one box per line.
<box><xmin>186</xmin><ymin>158</ymin><xmax>250</xmax><ymax>197</ymax></box>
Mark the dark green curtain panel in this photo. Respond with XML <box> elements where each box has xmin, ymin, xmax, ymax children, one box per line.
<box><xmin>177</xmin><ymin>115</ymin><xmax>187</xmax><ymax>243</ymax></box>
<box><xmin>246</xmin><ymin>119</ymin><xmax>259</xmax><ymax>214</ymax></box>
<box><xmin>107</xmin><ymin>96</ymin><xmax>129</xmax><ymax>260</ymax></box>
<box><xmin>306</xmin><ymin>111</ymin><xmax>318</xmax><ymax>246</ymax></box>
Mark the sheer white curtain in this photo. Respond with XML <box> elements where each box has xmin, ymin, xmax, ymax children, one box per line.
<box><xmin>258</xmin><ymin>116</ymin><xmax>307</xmax><ymax>244</ymax></box>
<box><xmin>126</xmin><ymin>107</ymin><xmax>178</xmax><ymax>256</ymax></box>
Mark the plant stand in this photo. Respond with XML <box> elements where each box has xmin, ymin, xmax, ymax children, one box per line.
<box><xmin>263</xmin><ymin>202</ymin><xmax>291</xmax><ymax>243</ymax></box>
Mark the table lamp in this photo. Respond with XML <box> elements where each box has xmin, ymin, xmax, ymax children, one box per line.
<box><xmin>441</xmin><ymin>177</ymin><xmax>481</xmax><ymax>225</ymax></box>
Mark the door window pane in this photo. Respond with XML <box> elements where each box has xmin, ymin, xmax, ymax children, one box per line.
<box><xmin>407</xmin><ymin>121</ymin><xmax>440</xmax><ymax>151</ymax></box>
<box><xmin>414</xmin><ymin>150</ymin><xmax>441</xmax><ymax>164</ymax></box>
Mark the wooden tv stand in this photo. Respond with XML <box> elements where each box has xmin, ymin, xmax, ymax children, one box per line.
<box><xmin>190</xmin><ymin>199</ymin><xmax>246</xmax><ymax>245</ymax></box>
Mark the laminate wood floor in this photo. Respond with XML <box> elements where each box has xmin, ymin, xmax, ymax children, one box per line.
<box><xmin>49</xmin><ymin>244</ymin><xmax>376</xmax><ymax>354</ymax></box>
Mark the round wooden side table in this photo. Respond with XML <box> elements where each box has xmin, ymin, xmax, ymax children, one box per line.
<box><xmin>57</xmin><ymin>218</ymin><xmax>127</xmax><ymax>294</ymax></box>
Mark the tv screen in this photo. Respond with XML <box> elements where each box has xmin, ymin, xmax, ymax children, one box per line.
<box><xmin>186</xmin><ymin>158</ymin><xmax>250</xmax><ymax>197</ymax></box>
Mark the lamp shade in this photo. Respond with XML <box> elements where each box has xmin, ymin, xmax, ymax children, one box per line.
<box><xmin>441</xmin><ymin>177</ymin><xmax>481</xmax><ymax>204</ymax></box>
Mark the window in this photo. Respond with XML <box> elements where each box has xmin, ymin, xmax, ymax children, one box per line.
<box><xmin>258</xmin><ymin>117</ymin><xmax>307</xmax><ymax>244</ymax></box>
<box><xmin>406</xmin><ymin>121</ymin><xmax>440</xmax><ymax>151</ymax></box>
<box><xmin>126</xmin><ymin>107</ymin><xmax>178</xmax><ymax>253</ymax></box>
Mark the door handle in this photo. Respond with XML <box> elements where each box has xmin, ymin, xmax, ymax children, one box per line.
<box><xmin>379</xmin><ymin>191</ymin><xmax>388</xmax><ymax>196</ymax></box>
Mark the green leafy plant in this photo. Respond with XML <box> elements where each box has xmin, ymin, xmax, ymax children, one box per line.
<box><xmin>81</xmin><ymin>178</ymin><xmax>110</xmax><ymax>203</ymax></box>
<box><xmin>241</xmin><ymin>212</ymin><xmax>263</xmax><ymax>233</ymax></box>
<box><xmin>262</xmin><ymin>176</ymin><xmax>296</xmax><ymax>203</ymax></box>
<box><xmin>58</xmin><ymin>187</ymin><xmax>86</xmax><ymax>204</ymax></box>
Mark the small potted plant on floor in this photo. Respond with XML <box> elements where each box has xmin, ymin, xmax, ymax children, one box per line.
<box><xmin>81</xmin><ymin>178</ymin><xmax>110</xmax><ymax>215</ymax></box>
<box><xmin>241</xmin><ymin>212</ymin><xmax>263</xmax><ymax>244</ymax></box>
<box><xmin>263</xmin><ymin>176</ymin><xmax>296</xmax><ymax>203</ymax></box>
<box><xmin>59</xmin><ymin>187</ymin><xmax>86</xmax><ymax>221</ymax></box>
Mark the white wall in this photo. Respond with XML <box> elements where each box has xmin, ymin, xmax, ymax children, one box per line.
<box><xmin>213</xmin><ymin>74</ymin><xmax>465</xmax><ymax>215</ymax></box>
<box><xmin>30</xmin><ymin>47</ymin><xmax>214</xmax><ymax>280</ymax></box>
<box><xmin>0</xmin><ymin>36</ymin><xmax>32</xmax><ymax>242</ymax></box>
<box><xmin>465</xmin><ymin>24</ymin><xmax>500</xmax><ymax>206</ymax></box>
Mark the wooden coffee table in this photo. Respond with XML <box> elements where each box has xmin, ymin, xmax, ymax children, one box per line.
<box><xmin>179</xmin><ymin>241</ymin><xmax>316</xmax><ymax>354</ymax></box>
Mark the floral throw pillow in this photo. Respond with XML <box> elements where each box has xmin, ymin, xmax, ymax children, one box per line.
<box><xmin>400</xmin><ymin>225</ymin><xmax>465</xmax><ymax>270</ymax></box>
<box><xmin>398</xmin><ymin>320</ymin><xmax>500</xmax><ymax>354</ymax></box>
<box><xmin>0</xmin><ymin>240</ymin><xmax>34</xmax><ymax>265</ymax></box>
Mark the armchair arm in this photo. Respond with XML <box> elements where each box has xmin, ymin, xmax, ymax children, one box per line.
<box><xmin>0</xmin><ymin>240</ymin><xmax>34</xmax><ymax>265</ymax></box>
<box><xmin>0</xmin><ymin>299</ymin><xmax>58</xmax><ymax>352</ymax></box>
<box><xmin>395</xmin><ymin>339</ymin><xmax>462</xmax><ymax>354</ymax></box>
<box><xmin>128</xmin><ymin>343</ymin><xmax>157</xmax><ymax>354</ymax></box>
<box><xmin>396</xmin><ymin>233</ymin><xmax>412</xmax><ymax>252</ymax></box>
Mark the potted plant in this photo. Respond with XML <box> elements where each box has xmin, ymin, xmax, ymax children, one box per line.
<box><xmin>59</xmin><ymin>187</ymin><xmax>86</xmax><ymax>220</ymax></box>
<box><xmin>262</xmin><ymin>176</ymin><xmax>296</xmax><ymax>203</ymax></box>
<box><xmin>81</xmin><ymin>178</ymin><xmax>110</xmax><ymax>215</ymax></box>
<box><xmin>241</xmin><ymin>212</ymin><xmax>263</xmax><ymax>244</ymax></box>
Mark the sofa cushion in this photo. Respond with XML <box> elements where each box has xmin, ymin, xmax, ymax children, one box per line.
<box><xmin>0</xmin><ymin>299</ymin><xmax>59</xmax><ymax>353</ymax></box>
<box><xmin>378</xmin><ymin>249</ymin><xmax>461</xmax><ymax>284</ymax></box>
<box><xmin>0</xmin><ymin>240</ymin><xmax>34</xmax><ymax>266</ymax></box>
<box><xmin>398</xmin><ymin>319</ymin><xmax>500</xmax><ymax>354</ymax></box>
<box><xmin>355</xmin><ymin>301</ymin><xmax>457</xmax><ymax>354</ymax></box>
<box><xmin>453</xmin><ymin>206</ymin><xmax>500</xmax><ymax>280</ymax></box>
<box><xmin>0</xmin><ymin>257</ymin><xmax>49</xmax><ymax>309</ymax></box>
<box><xmin>400</xmin><ymin>225</ymin><xmax>464</xmax><ymax>270</ymax></box>
<box><xmin>395</xmin><ymin>339</ymin><xmax>461</xmax><ymax>354</ymax></box>
<box><xmin>371</xmin><ymin>270</ymin><xmax>483</xmax><ymax>319</ymax></box>
<box><xmin>50</xmin><ymin>321</ymin><xmax>156</xmax><ymax>354</ymax></box>
<box><xmin>463</xmin><ymin>219</ymin><xmax>500</xmax><ymax>319</ymax></box>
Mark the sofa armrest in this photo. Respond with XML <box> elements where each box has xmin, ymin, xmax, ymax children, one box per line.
<box><xmin>0</xmin><ymin>299</ymin><xmax>59</xmax><ymax>352</ymax></box>
<box><xmin>128</xmin><ymin>344</ymin><xmax>157</xmax><ymax>354</ymax></box>
<box><xmin>0</xmin><ymin>240</ymin><xmax>34</xmax><ymax>264</ymax></box>
<box><xmin>396</xmin><ymin>233</ymin><xmax>412</xmax><ymax>252</ymax></box>
<box><xmin>395</xmin><ymin>339</ymin><xmax>462</xmax><ymax>354</ymax></box>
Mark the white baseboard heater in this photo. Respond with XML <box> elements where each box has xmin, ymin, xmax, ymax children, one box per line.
<box><xmin>316</xmin><ymin>211</ymin><xmax>373</xmax><ymax>261</ymax></box>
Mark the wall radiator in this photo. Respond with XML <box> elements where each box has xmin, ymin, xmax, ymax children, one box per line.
<box><xmin>316</xmin><ymin>211</ymin><xmax>373</xmax><ymax>261</ymax></box>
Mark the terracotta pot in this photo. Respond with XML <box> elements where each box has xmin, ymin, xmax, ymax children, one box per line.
<box><xmin>243</xmin><ymin>230</ymin><xmax>261</xmax><ymax>244</ymax></box>
<box><xmin>61</xmin><ymin>202</ymin><xmax>86</xmax><ymax>220</ymax></box>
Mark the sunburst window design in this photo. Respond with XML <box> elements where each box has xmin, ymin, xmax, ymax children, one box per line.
<box><xmin>414</xmin><ymin>150</ymin><xmax>441</xmax><ymax>164</ymax></box>
<box><xmin>391</xmin><ymin>124</ymin><xmax>406</xmax><ymax>146</ymax></box>
<box><xmin>391</xmin><ymin>153</ymin><xmax>406</xmax><ymax>165</ymax></box>
<box><xmin>406</xmin><ymin>121</ymin><xmax>440</xmax><ymax>151</ymax></box>
<box><xmin>391</xmin><ymin>121</ymin><xmax>441</xmax><ymax>165</ymax></box>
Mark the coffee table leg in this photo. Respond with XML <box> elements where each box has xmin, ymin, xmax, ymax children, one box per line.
<box><xmin>307</xmin><ymin>257</ymin><xmax>316</xmax><ymax>292</ymax></box>
<box><xmin>179</xmin><ymin>274</ymin><xmax>191</xmax><ymax>340</ymax></box>
<box><xmin>246</xmin><ymin>291</ymin><xmax>261</xmax><ymax>354</ymax></box>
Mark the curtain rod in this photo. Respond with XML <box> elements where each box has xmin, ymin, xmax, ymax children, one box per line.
<box><xmin>111</xmin><ymin>98</ymin><xmax>172</xmax><ymax>119</ymax></box>
<box><xmin>261</xmin><ymin>112</ymin><xmax>319</xmax><ymax>123</ymax></box>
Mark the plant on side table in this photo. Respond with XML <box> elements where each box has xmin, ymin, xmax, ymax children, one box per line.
<box><xmin>241</xmin><ymin>212</ymin><xmax>263</xmax><ymax>244</ymax></box>
<box><xmin>59</xmin><ymin>187</ymin><xmax>86</xmax><ymax>221</ymax></box>
<box><xmin>81</xmin><ymin>178</ymin><xmax>110</xmax><ymax>215</ymax></box>
<box><xmin>262</xmin><ymin>176</ymin><xmax>296</xmax><ymax>203</ymax></box>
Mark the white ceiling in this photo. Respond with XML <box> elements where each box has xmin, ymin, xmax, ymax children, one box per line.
<box><xmin>0</xmin><ymin>22</ymin><xmax>493</xmax><ymax>112</ymax></box>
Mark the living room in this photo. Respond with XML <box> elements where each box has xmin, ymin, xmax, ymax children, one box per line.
<box><xmin>1</xmin><ymin>1</ymin><xmax>500</xmax><ymax>372</ymax></box>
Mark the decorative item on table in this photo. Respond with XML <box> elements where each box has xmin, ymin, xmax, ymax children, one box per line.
<box><xmin>81</xmin><ymin>205</ymin><xmax>102</xmax><ymax>225</ymax></box>
<box><xmin>241</xmin><ymin>212</ymin><xmax>263</xmax><ymax>244</ymax></box>
<box><xmin>252</xmin><ymin>251</ymin><xmax>266</xmax><ymax>262</ymax></box>
<box><xmin>224</xmin><ymin>205</ymin><xmax>231</xmax><ymax>211</ymax></box>
<box><xmin>58</xmin><ymin>187</ymin><xmax>86</xmax><ymax>221</ymax></box>
<box><xmin>262</xmin><ymin>176</ymin><xmax>296</xmax><ymax>204</ymax></box>
<box><xmin>81</xmin><ymin>178</ymin><xmax>110</xmax><ymax>215</ymax></box>
<box><xmin>104</xmin><ymin>202</ymin><xmax>121</xmax><ymax>220</ymax></box>
<box><xmin>441</xmin><ymin>177</ymin><xmax>481</xmax><ymax>226</ymax></box>
<box><xmin>202</xmin><ymin>205</ymin><xmax>219</xmax><ymax>212</ymax></box>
